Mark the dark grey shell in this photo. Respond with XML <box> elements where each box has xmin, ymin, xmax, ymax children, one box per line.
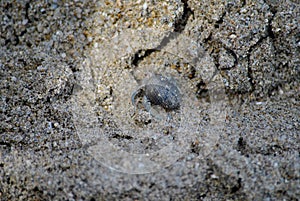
<box><xmin>144</xmin><ymin>75</ymin><xmax>181</xmax><ymax>110</ymax></box>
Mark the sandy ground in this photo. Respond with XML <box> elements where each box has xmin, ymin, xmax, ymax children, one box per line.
<box><xmin>0</xmin><ymin>0</ymin><xmax>299</xmax><ymax>200</ymax></box>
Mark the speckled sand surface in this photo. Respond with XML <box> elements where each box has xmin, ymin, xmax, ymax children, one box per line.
<box><xmin>0</xmin><ymin>0</ymin><xmax>299</xmax><ymax>200</ymax></box>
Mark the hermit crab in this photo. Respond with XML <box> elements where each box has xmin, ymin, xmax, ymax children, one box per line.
<box><xmin>131</xmin><ymin>74</ymin><xmax>181</xmax><ymax>119</ymax></box>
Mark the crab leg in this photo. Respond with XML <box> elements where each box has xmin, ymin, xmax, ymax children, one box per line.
<box><xmin>131</xmin><ymin>87</ymin><xmax>143</xmax><ymax>111</ymax></box>
<box><xmin>143</xmin><ymin>96</ymin><xmax>163</xmax><ymax>120</ymax></box>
